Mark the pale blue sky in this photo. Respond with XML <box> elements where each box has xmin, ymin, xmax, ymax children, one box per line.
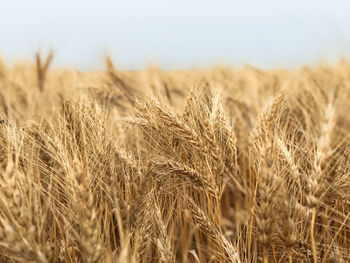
<box><xmin>1</xmin><ymin>0</ymin><xmax>350</xmax><ymax>70</ymax></box>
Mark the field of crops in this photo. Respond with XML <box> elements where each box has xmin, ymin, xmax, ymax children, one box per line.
<box><xmin>0</xmin><ymin>54</ymin><xmax>350</xmax><ymax>262</ymax></box>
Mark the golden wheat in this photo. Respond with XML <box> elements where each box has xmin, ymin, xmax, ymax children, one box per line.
<box><xmin>0</xmin><ymin>56</ymin><xmax>349</xmax><ymax>262</ymax></box>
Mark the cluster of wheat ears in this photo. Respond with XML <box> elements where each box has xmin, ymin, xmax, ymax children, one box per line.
<box><xmin>0</xmin><ymin>53</ymin><xmax>349</xmax><ymax>263</ymax></box>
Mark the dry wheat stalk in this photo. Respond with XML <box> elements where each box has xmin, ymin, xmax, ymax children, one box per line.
<box><xmin>36</xmin><ymin>50</ymin><xmax>53</xmax><ymax>92</ymax></box>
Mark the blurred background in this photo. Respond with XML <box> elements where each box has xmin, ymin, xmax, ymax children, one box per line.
<box><xmin>1</xmin><ymin>0</ymin><xmax>350</xmax><ymax>70</ymax></box>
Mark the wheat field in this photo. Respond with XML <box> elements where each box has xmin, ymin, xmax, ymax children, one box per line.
<box><xmin>0</xmin><ymin>53</ymin><xmax>350</xmax><ymax>263</ymax></box>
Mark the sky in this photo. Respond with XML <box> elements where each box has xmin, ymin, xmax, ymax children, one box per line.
<box><xmin>1</xmin><ymin>0</ymin><xmax>350</xmax><ymax>70</ymax></box>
